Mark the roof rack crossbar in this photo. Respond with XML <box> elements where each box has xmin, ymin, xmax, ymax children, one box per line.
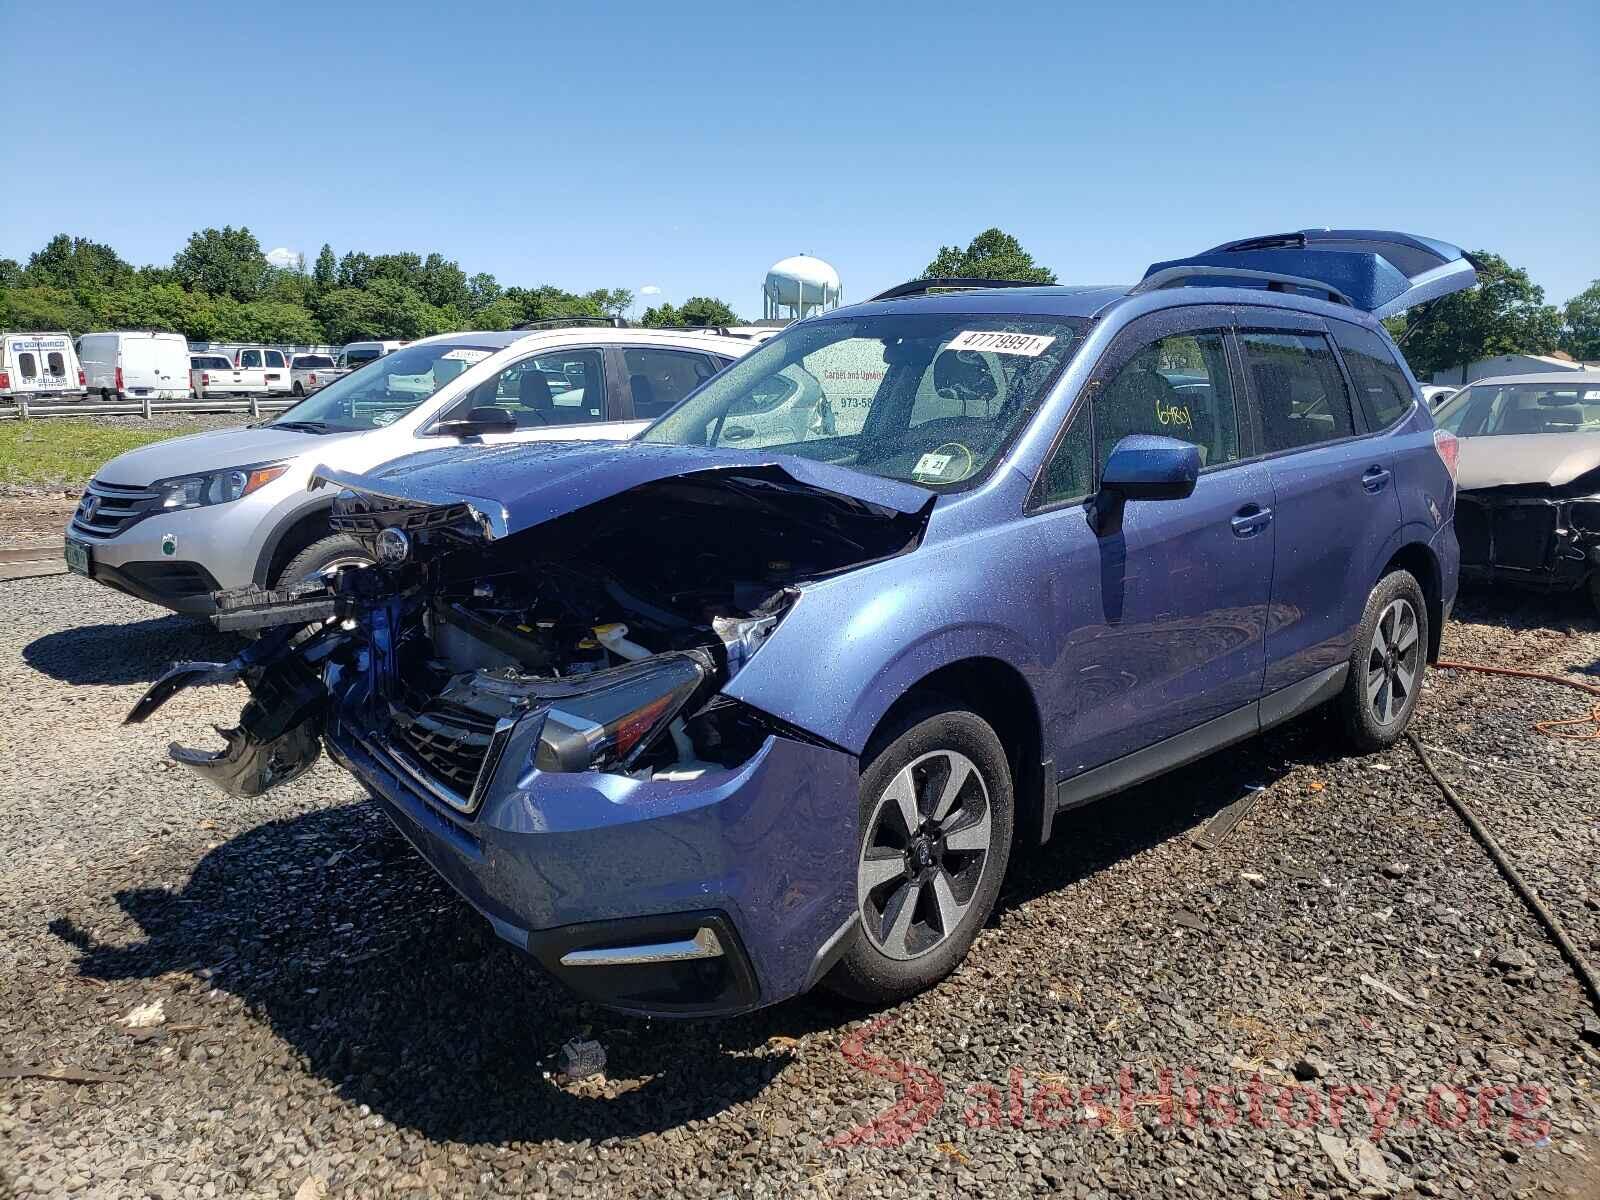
<box><xmin>869</xmin><ymin>277</ymin><xmax>1045</xmax><ymax>303</ymax></box>
<box><xmin>514</xmin><ymin>316</ymin><xmax>627</xmax><ymax>331</ymax></box>
<box><xmin>1129</xmin><ymin>265</ymin><xmax>1355</xmax><ymax>308</ymax></box>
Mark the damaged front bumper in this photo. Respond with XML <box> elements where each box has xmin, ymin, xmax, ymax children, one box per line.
<box><xmin>125</xmin><ymin>572</ymin><xmax>863</xmax><ymax>1017</ymax></box>
<box><xmin>1455</xmin><ymin>489</ymin><xmax>1600</xmax><ymax>594</ymax></box>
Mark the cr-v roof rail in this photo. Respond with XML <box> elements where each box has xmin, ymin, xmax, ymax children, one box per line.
<box><xmin>868</xmin><ymin>277</ymin><xmax>1047</xmax><ymax>302</ymax></box>
<box><xmin>515</xmin><ymin>316</ymin><xmax>627</xmax><ymax>331</ymax></box>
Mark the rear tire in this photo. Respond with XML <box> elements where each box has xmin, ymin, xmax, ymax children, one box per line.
<box><xmin>1338</xmin><ymin>570</ymin><xmax>1428</xmax><ymax>752</ymax></box>
<box><xmin>293</xmin><ymin>382</ymin><xmax>304</xmax><ymax>396</ymax></box>
<box><xmin>823</xmin><ymin>704</ymin><xmax>1013</xmax><ymax>1005</ymax></box>
<box><xmin>275</xmin><ymin>533</ymin><xmax>372</xmax><ymax>587</ymax></box>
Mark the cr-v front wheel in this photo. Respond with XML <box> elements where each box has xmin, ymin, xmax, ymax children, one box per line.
<box><xmin>823</xmin><ymin>705</ymin><xmax>1013</xmax><ymax>1005</ymax></box>
<box><xmin>1339</xmin><ymin>569</ymin><xmax>1428</xmax><ymax>752</ymax></box>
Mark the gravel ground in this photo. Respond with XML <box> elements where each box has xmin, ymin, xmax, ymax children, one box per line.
<box><xmin>2</xmin><ymin>576</ymin><xmax>1598</xmax><ymax>1199</ymax></box>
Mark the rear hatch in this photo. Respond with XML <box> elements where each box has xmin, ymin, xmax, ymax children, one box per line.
<box><xmin>1141</xmin><ymin>228</ymin><xmax>1478</xmax><ymax>318</ymax></box>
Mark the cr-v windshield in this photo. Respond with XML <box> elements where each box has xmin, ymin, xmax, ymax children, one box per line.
<box><xmin>639</xmin><ymin>314</ymin><xmax>1084</xmax><ymax>488</ymax></box>
<box><xmin>269</xmin><ymin>342</ymin><xmax>495</xmax><ymax>433</ymax></box>
<box><xmin>1435</xmin><ymin>381</ymin><xmax>1600</xmax><ymax>438</ymax></box>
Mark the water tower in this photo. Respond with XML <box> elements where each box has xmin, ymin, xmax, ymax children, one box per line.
<box><xmin>763</xmin><ymin>255</ymin><xmax>842</xmax><ymax>321</ymax></box>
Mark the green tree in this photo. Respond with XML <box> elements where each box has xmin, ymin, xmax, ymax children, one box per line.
<box><xmin>638</xmin><ymin>302</ymin><xmax>681</xmax><ymax>328</ymax></box>
<box><xmin>336</xmin><ymin>251</ymin><xmax>374</xmax><ymax>289</ymax></box>
<box><xmin>312</xmin><ymin>244</ymin><xmax>337</xmax><ymax>293</ymax></box>
<box><xmin>923</xmin><ymin>228</ymin><xmax>1056</xmax><ymax>283</ymax></box>
<box><xmin>470</xmin><ymin>297</ymin><xmax>522</xmax><ymax>331</ymax></box>
<box><xmin>0</xmin><ymin>258</ymin><xmax>21</xmax><ymax>289</ymax></box>
<box><xmin>24</xmin><ymin>234</ymin><xmax>133</xmax><ymax>292</ymax></box>
<box><xmin>675</xmin><ymin>296</ymin><xmax>737</xmax><ymax>327</ymax></box>
<box><xmin>239</xmin><ymin>300</ymin><xmax>323</xmax><ymax>344</ymax></box>
<box><xmin>1388</xmin><ymin>251</ymin><xmax>1563</xmax><ymax>380</ymax></box>
<box><xmin>1560</xmin><ymin>279</ymin><xmax>1600</xmax><ymax>362</ymax></box>
<box><xmin>467</xmin><ymin>273</ymin><xmax>502</xmax><ymax>311</ymax></box>
<box><xmin>0</xmin><ymin>286</ymin><xmax>94</xmax><ymax>333</ymax></box>
<box><xmin>504</xmin><ymin>285</ymin><xmax>603</xmax><ymax>326</ymax></box>
<box><xmin>173</xmin><ymin>226</ymin><xmax>269</xmax><ymax>302</ymax></box>
<box><xmin>419</xmin><ymin>253</ymin><xmax>470</xmax><ymax>309</ymax></box>
<box><xmin>585</xmin><ymin>287</ymin><xmax>634</xmax><ymax>319</ymax></box>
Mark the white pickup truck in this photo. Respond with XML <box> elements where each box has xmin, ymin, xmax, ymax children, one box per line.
<box><xmin>288</xmin><ymin>354</ymin><xmax>349</xmax><ymax>396</ymax></box>
<box><xmin>189</xmin><ymin>353</ymin><xmax>270</xmax><ymax>398</ymax></box>
<box><xmin>234</xmin><ymin>347</ymin><xmax>293</xmax><ymax>394</ymax></box>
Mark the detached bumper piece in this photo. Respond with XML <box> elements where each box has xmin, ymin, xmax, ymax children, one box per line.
<box><xmin>528</xmin><ymin>911</ymin><xmax>759</xmax><ymax>1017</ymax></box>
<box><xmin>125</xmin><ymin>622</ymin><xmax>345</xmax><ymax>798</ymax></box>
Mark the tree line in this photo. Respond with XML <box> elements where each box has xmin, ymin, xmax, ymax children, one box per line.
<box><xmin>0</xmin><ymin>229</ymin><xmax>741</xmax><ymax>345</ymax></box>
<box><xmin>928</xmin><ymin>228</ymin><xmax>1600</xmax><ymax>378</ymax></box>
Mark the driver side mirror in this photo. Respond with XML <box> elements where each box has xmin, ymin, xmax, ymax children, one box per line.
<box><xmin>436</xmin><ymin>406</ymin><xmax>517</xmax><ymax>438</ymax></box>
<box><xmin>1089</xmin><ymin>434</ymin><xmax>1200</xmax><ymax>536</ymax></box>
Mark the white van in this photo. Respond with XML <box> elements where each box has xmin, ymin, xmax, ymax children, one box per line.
<box><xmin>336</xmin><ymin>340</ymin><xmax>403</xmax><ymax>370</ymax></box>
<box><xmin>77</xmin><ymin>332</ymin><xmax>191</xmax><ymax>401</ymax></box>
<box><xmin>0</xmin><ymin>333</ymin><xmax>86</xmax><ymax>401</ymax></box>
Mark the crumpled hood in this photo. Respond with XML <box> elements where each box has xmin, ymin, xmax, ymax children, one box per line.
<box><xmin>96</xmin><ymin>425</ymin><xmax>362</xmax><ymax>485</ymax></box>
<box><xmin>1457</xmin><ymin>434</ymin><xmax>1600</xmax><ymax>491</ymax></box>
<box><xmin>312</xmin><ymin>440</ymin><xmax>935</xmax><ymax>537</ymax></box>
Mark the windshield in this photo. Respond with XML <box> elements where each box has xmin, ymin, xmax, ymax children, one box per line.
<box><xmin>269</xmin><ymin>341</ymin><xmax>496</xmax><ymax>432</ymax></box>
<box><xmin>639</xmin><ymin>314</ymin><xmax>1084</xmax><ymax>488</ymax></box>
<box><xmin>1435</xmin><ymin>381</ymin><xmax>1600</xmax><ymax>438</ymax></box>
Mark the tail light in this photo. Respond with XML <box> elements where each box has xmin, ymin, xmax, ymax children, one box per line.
<box><xmin>78</xmin><ymin>369</ymin><xmax>86</xmax><ymax>386</ymax></box>
<box><xmin>309</xmin><ymin>373</ymin><xmax>317</xmax><ymax>384</ymax></box>
<box><xmin>201</xmin><ymin>372</ymin><xmax>211</xmax><ymax>386</ymax></box>
<box><xmin>0</xmin><ymin>371</ymin><xmax>10</xmax><ymax>390</ymax></box>
<box><xmin>1433</xmin><ymin>429</ymin><xmax>1459</xmax><ymax>483</ymax></box>
<box><xmin>114</xmin><ymin>367</ymin><xmax>124</xmax><ymax>393</ymax></box>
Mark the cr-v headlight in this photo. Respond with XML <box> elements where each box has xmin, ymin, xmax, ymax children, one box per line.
<box><xmin>155</xmin><ymin>463</ymin><xmax>288</xmax><ymax>511</ymax></box>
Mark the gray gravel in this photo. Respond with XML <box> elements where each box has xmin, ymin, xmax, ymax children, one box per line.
<box><xmin>2</xmin><ymin>575</ymin><xmax>1599</xmax><ymax>1199</ymax></box>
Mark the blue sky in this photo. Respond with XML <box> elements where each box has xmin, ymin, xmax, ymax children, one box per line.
<box><xmin>5</xmin><ymin>0</ymin><xmax>1596</xmax><ymax>315</ymax></box>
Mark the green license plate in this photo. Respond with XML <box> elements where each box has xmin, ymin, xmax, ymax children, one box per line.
<box><xmin>64</xmin><ymin>538</ymin><xmax>92</xmax><ymax>576</ymax></box>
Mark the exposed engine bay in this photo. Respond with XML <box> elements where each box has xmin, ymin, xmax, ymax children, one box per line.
<box><xmin>126</xmin><ymin>467</ymin><xmax>930</xmax><ymax>801</ymax></box>
<box><xmin>1456</xmin><ymin>466</ymin><xmax>1600</xmax><ymax>611</ymax></box>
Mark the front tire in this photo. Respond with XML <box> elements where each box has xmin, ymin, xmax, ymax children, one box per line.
<box><xmin>275</xmin><ymin>533</ymin><xmax>372</xmax><ymax>587</ymax></box>
<box><xmin>1338</xmin><ymin>570</ymin><xmax>1428</xmax><ymax>752</ymax></box>
<box><xmin>823</xmin><ymin>705</ymin><xmax>1013</xmax><ymax>1005</ymax></box>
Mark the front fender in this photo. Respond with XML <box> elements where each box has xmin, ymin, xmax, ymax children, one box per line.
<box><xmin>722</xmin><ymin>571</ymin><xmax>1047</xmax><ymax>756</ymax></box>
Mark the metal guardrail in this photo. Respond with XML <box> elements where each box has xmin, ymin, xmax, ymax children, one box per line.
<box><xmin>0</xmin><ymin>395</ymin><xmax>300</xmax><ymax>421</ymax></box>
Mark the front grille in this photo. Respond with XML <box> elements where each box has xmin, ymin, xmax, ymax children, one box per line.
<box><xmin>71</xmin><ymin>478</ymin><xmax>161</xmax><ymax>538</ymax></box>
<box><xmin>386</xmin><ymin>695</ymin><xmax>498</xmax><ymax>802</ymax></box>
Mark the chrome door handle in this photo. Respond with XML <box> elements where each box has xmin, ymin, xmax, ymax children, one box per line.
<box><xmin>1362</xmin><ymin>465</ymin><xmax>1392</xmax><ymax>492</ymax></box>
<box><xmin>1230</xmin><ymin>505</ymin><xmax>1273</xmax><ymax>537</ymax></box>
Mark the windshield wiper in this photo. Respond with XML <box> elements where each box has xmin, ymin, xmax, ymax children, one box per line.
<box><xmin>273</xmin><ymin>420</ymin><xmax>334</xmax><ymax>434</ymax></box>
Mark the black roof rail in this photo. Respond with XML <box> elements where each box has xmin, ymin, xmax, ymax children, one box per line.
<box><xmin>1128</xmin><ymin>265</ymin><xmax>1355</xmax><ymax>308</ymax></box>
<box><xmin>515</xmin><ymin>316</ymin><xmax>627</xmax><ymax>331</ymax></box>
<box><xmin>869</xmin><ymin>277</ymin><xmax>1047</xmax><ymax>303</ymax></box>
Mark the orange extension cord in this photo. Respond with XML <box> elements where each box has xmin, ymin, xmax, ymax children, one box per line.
<box><xmin>1435</xmin><ymin>658</ymin><xmax>1600</xmax><ymax>741</ymax></box>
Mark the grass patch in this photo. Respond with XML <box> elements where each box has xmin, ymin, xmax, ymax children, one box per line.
<box><xmin>0</xmin><ymin>420</ymin><xmax>216</xmax><ymax>487</ymax></box>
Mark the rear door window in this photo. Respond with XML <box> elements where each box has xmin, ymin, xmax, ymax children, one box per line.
<box><xmin>240</xmin><ymin>349</ymin><xmax>263</xmax><ymax>368</ymax></box>
<box><xmin>46</xmin><ymin>352</ymin><xmax>66</xmax><ymax>378</ymax></box>
<box><xmin>17</xmin><ymin>352</ymin><xmax>38</xmax><ymax>379</ymax></box>
<box><xmin>623</xmin><ymin>348</ymin><xmax>719</xmax><ymax>419</ymax></box>
<box><xmin>1331</xmin><ymin>323</ymin><xmax>1414</xmax><ymax>430</ymax></box>
<box><xmin>1239</xmin><ymin>332</ymin><xmax>1357</xmax><ymax>452</ymax></box>
<box><xmin>265</xmin><ymin>350</ymin><xmax>286</xmax><ymax>368</ymax></box>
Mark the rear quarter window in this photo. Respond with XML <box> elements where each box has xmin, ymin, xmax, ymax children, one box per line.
<box><xmin>1332</xmin><ymin>323</ymin><xmax>1415</xmax><ymax>430</ymax></box>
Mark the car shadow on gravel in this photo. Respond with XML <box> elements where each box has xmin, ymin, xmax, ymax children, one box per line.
<box><xmin>23</xmin><ymin>614</ymin><xmax>237</xmax><ymax>686</ymax></box>
<box><xmin>47</xmin><ymin>798</ymin><xmax>858</xmax><ymax>1145</ymax></box>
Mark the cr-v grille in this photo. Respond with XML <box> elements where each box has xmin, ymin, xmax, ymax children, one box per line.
<box><xmin>71</xmin><ymin>479</ymin><xmax>161</xmax><ymax>538</ymax></box>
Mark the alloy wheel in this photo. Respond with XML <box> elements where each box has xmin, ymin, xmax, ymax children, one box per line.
<box><xmin>1365</xmin><ymin>597</ymin><xmax>1420</xmax><ymax>726</ymax></box>
<box><xmin>857</xmin><ymin>749</ymin><xmax>993</xmax><ymax>961</ymax></box>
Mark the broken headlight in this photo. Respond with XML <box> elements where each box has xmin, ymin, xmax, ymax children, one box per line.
<box><xmin>537</xmin><ymin>655</ymin><xmax>707</xmax><ymax>773</ymax></box>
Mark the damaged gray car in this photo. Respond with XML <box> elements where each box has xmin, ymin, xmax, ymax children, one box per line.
<box><xmin>1435</xmin><ymin>370</ymin><xmax>1600</xmax><ymax>612</ymax></box>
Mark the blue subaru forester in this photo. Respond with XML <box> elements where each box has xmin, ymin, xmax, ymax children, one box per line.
<box><xmin>132</xmin><ymin>230</ymin><xmax>1471</xmax><ymax>1016</ymax></box>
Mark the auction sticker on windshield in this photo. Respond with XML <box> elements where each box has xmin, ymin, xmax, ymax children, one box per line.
<box><xmin>946</xmin><ymin>330</ymin><xmax>1057</xmax><ymax>357</ymax></box>
<box><xmin>441</xmin><ymin>348</ymin><xmax>492</xmax><ymax>363</ymax></box>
